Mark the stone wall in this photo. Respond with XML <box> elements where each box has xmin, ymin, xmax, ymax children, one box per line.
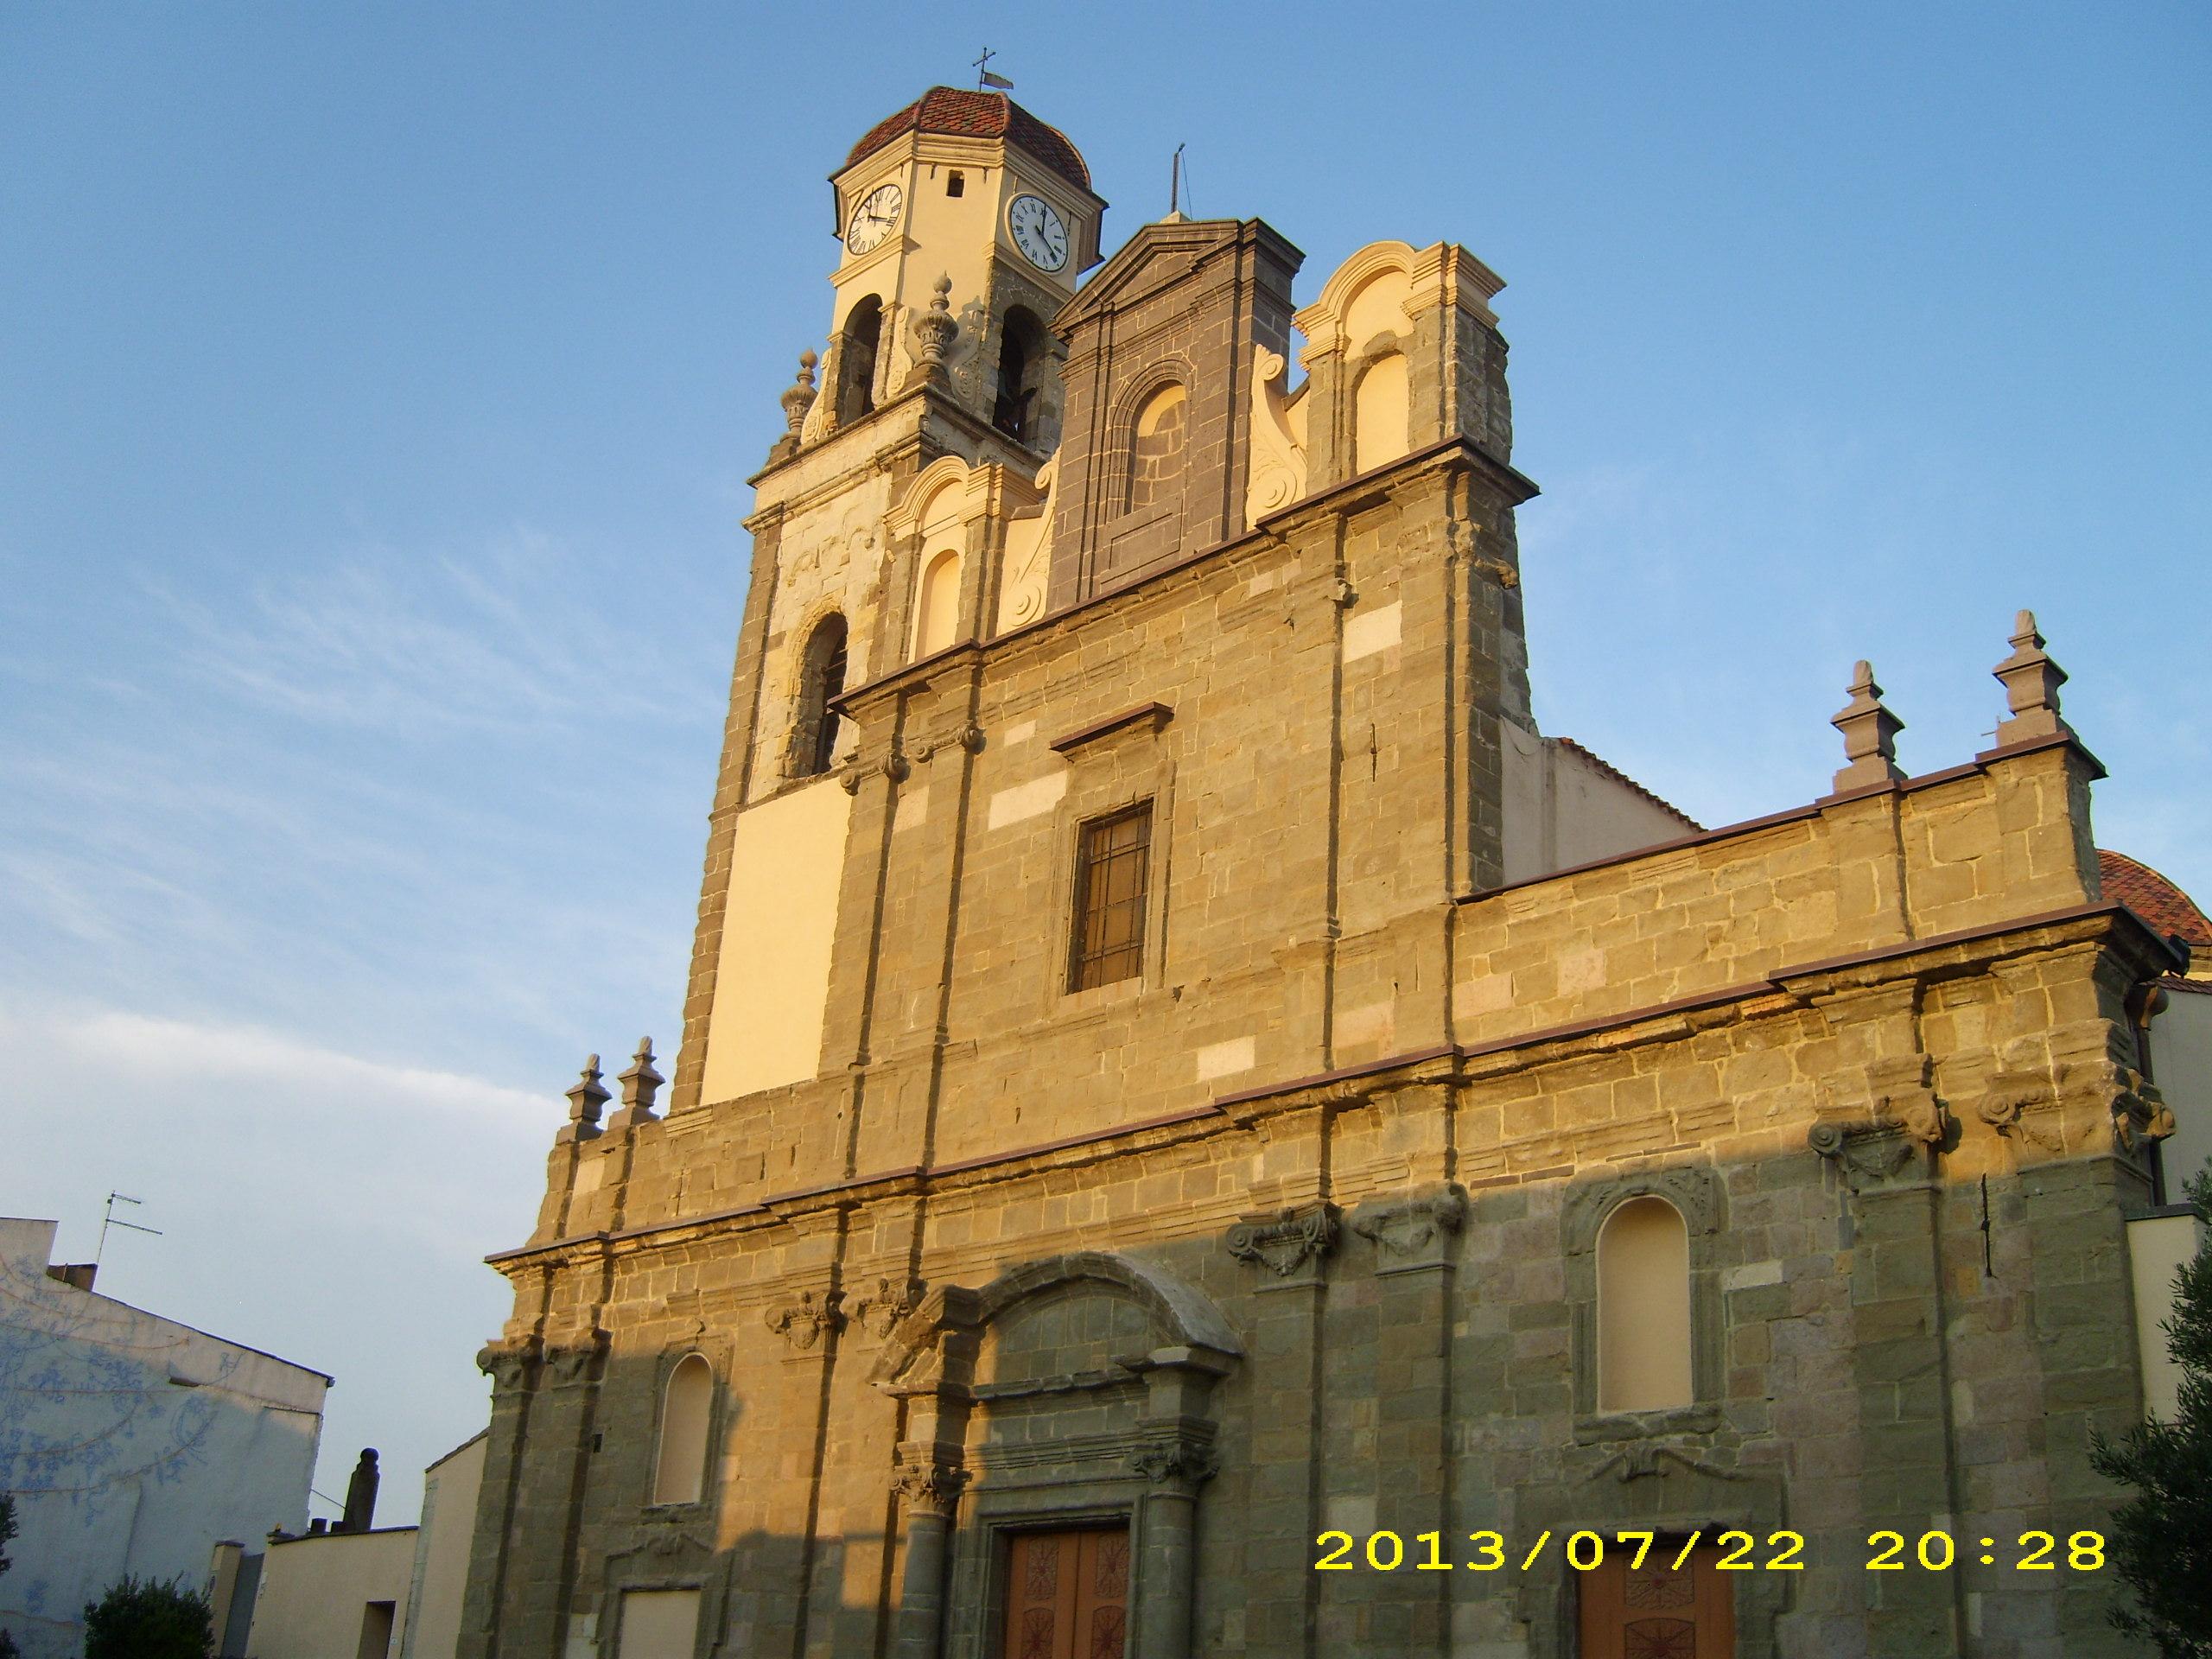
<box><xmin>467</xmin><ymin>202</ymin><xmax>2184</xmax><ymax>1657</ymax></box>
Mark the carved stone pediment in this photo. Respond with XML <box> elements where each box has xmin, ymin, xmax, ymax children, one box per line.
<box><xmin>1562</xmin><ymin>1166</ymin><xmax>1721</xmax><ymax>1252</ymax></box>
<box><xmin>1585</xmin><ymin>1443</ymin><xmax>1747</xmax><ymax>1485</ymax></box>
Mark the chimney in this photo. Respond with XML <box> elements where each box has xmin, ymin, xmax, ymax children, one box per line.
<box><xmin>339</xmin><ymin>1447</ymin><xmax>379</xmax><ymax>1534</ymax></box>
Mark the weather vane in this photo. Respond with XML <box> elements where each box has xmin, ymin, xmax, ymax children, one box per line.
<box><xmin>974</xmin><ymin>48</ymin><xmax>1013</xmax><ymax>92</ymax></box>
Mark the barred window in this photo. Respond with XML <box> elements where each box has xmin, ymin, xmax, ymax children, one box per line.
<box><xmin>1069</xmin><ymin>803</ymin><xmax>1152</xmax><ymax>992</ymax></box>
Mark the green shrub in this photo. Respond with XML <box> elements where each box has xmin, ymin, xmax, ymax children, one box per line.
<box><xmin>2091</xmin><ymin>1167</ymin><xmax>2212</xmax><ymax>1657</ymax></box>
<box><xmin>82</xmin><ymin>1574</ymin><xmax>213</xmax><ymax>1659</ymax></box>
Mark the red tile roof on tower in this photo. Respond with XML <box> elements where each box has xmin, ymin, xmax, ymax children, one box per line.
<box><xmin>845</xmin><ymin>87</ymin><xmax>1091</xmax><ymax>192</ymax></box>
<box><xmin>2099</xmin><ymin>849</ymin><xmax>2212</xmax><ymax>947</ymax></box>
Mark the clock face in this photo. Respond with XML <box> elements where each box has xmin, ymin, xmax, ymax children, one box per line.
<box><xmin>845</xmin><ymin>182</ymin><xmax>903</xmax><ymax>256</ymax></box>
<box><xmin>1007</xmin><ymin>194</ymin><xmax>1070</xmax><ymax>272</ymax></box>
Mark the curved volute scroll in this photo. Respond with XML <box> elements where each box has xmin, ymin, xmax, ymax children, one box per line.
<box><xmin>996</xmin><ymin>448</ymin><xmax>1057</xmax><ymax>632</ymax></box>
<box><xmin>1243</xmin><ymin>347</ymin><xmax>1308</xmax><ymax>528</ymax></box>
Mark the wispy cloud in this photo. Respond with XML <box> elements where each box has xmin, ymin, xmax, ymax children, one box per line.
<box><xmin>0</xmin><ymin>998</ymin><xmax>549</xmax><ymax>1528</ymax></box>
<box><xmin>2</xmin><ymin>524</ymin><xmax>715</xmax><ymax>1072</ymax></box>
<box><xmin>152</xmin><ymin>526</ymin><xmax>717</xmax><ymax>737</ymax></box>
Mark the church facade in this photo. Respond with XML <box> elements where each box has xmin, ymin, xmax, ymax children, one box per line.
<box><xmin>458</xmin><ymin>89</ymin><xmax>2193</xmax><ymax>1659</ymax></box>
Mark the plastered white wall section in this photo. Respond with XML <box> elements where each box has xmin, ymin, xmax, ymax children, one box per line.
<box><xmin>1340</xmin><ymin>601</ymin><xmax>1402</xmax><ymax>665</ymax></box>
<box><xmin>1195</xmin><ymin>1036</ymin><xmax>1256</xmax><ymax>1083</ymax></box>
<box><xmin>616</xmin><ymin>1590</ymin><xmax>702</xmax><ymax>1659</ymax></box>
<box><xmin>0</xmin><ymin>1219</ymin><xmax>327</xmax><ymax>1659</ymax></box>
<box><xmin>245</xmin><ymin>1528</ymin><xmax>417</xmax><ymax>1659</ymax></box>
<box><xmin>2151</xmin><ymin>990</ymin><xmax>2212</xmax><ymax>1190</ymax></box>
<box><xmin>988</xmin><ymin>770</ymin><xmax>1067</xmax><ymax>830</ymax></box>
<box><xmin>400</xmin><ymin>1432</ymin><xmax>486</xmax><ymax>1659</ymax></box>
<box><xmin>2127</xmin><ymin>1211</ymin><xmax>2203</xmax><ymax>1421</ymax></box>
<box><xmin>1500</xmin><ymin>728</ymin><xmax>1698</xmax><ymax>885</ymax></box>
<box><xmin>702</xmin><ymin>779</ymin><xmax>854</xmax><ymax>1101</ymax></box>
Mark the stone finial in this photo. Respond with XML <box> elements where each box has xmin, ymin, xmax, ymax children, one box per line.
<box><xmin>906</xmin><ymin>275</ymin><xmax>959</xmax><ymax>391</ymax></box>
<box><xmin>556</xmin><ymin>1054</ymin><xmax>609</xmax><ymax>1144</ymax></box>
<box><xmin>1829</xmin><ymin>660</ymin><xmax>1905</xmax><ymax>792</ymax></box>
<box><xmin>607</xmin><ymin>1038</ymin><xmax>664</xmax><ymax>1133</ymax></box>
<box><xmin>767</xmin><ymin>352</ymin><xmax>818</xmax><ymax>466</ymax></box>
<box><xmin>1990</xmin><ymin>608</ymin><xmax>2071</xmax><ymax>745</ymax></box>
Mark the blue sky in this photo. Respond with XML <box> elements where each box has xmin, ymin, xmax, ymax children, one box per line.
<box><xmin>3</xmin><ymin>3</ymin><xmax>2206</xmax><ymax>1524</ymax></box>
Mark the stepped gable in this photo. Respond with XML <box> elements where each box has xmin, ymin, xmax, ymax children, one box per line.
<box><xmin>843</xmin><ymin>87</ymin><xmax>1090</xmax><ymax>190</ymax></box>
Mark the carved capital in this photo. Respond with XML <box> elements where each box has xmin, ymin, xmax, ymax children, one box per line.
<box><xmin>2113</xmin><ymin>1068</ymin><xmax>2173</xmax><ymax>1150</ymax></box>
<box><xmin>764</xmin><ymin>1289</ymin><xmax>844</xmax><ymax>1353</ymax></box>
<box><xmin>1867</xmin><ymin>1054</ymin><xmax>1948</xmax><ymax>1146</ymax></box>
<box><xmin>1225</xmin><ymin>1204</ymin><xmax>1339</xmax><ymax>1283</ymax></box>
<box><xmin>1351</xmin><ymin>1185</ymin><xmax>1466</xmax><ymax>1273</ymax></box>
<box><xmin>542</xmin><ymin>1329</ymin><xmax>609</xmax><ymax>1387</ymax></box>
<box><xmin>892</xmin><ymin>1459</ymin><xmax>969</xmax><ymax>1518</ymax></box>
<box><xmin>851</xmin><ymin>1277</ymin><xmax>927</xmax><ymax>1339</ymax></box>
<box><xmin>1977</xmin><ymin>1070</ymin><xmax>2065</xmax><ymax>1152</ymax></box>
<box><xmin>476</xmin><ymin>1338</ymin><xmax>541</xmax><ymax>1395</ymax></box>
<box><xmin>1129</xmin><ymin>1438</ymin><xmax>1220</xmax><ymax>1489</ymax></box>
<box><xmin>1808</xmin><ymin>1121</ymin><xmax>1921</xmax><ymax>1192</ymax></box>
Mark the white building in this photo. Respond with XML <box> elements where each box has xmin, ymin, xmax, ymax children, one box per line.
<box><xmin>207</xmin><ymin>1429</ymin><xmax>486</xmax><ymax>1659</ymax></box>
<box><xmin>0</xmin><ymin>1217</ymin><xmax>327</xmax><ymax>1659</ymax></box>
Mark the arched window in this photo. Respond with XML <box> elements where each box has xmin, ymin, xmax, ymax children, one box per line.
<box><xmin>993</xmin><ymin>307</ymin><xmax>1050</xmax><ymax>444</ymax></box>
<box><xmin>913</xmin><ymin>549</ymin><xmax>963</xmax><ymax>658</ymax></box>
<box><xmin>1125</xmin><ymin>383</ymin><xmax>1186</xmax><ymax>512</ymax></box>
<box><xmin>1352</xmin><ymin>351</ymin><xmax>1409</xmax><ymax>474</ymax></box>
<box><xmin>790</xmin><ymin>613</ymin><xmax>849</xmax><ymax>779</ymax></box>
<box><xmin>1596</xmin><ymin>1196</ymin><xmax>1693</xmax><ymax>1412</ymax></box>
<box><xmin>836</xmin><ymin>296</ymin><xmax>883</xmax><ymax>425</ymax></box>
<box><xmin>652</xmin><ymin>1354</ymin><xmax>712</xmax><ymax>1504</ymax></box>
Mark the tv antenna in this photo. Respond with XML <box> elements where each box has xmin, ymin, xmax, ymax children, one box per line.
<box><xmin>96</xmin><ymin>1192</ymin><xmax>162</xmax><ymax>1268</ymax></box>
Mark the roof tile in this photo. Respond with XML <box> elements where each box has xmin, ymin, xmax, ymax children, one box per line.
<box><xmin>846</xmin><ymin>87</ymin><xmax>1090</xmax><ymax>192</ymax></box>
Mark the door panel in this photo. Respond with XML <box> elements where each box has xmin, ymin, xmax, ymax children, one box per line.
<box><xmin>1576</xmin><ymin>1539</ymin><xmax>1735</xmax><ymax>1657</ymax></box>
<box><xmin>1003</xmin><ymin>1528</ymin><xmax>1129</xmax><ymax>1659</ymax></box>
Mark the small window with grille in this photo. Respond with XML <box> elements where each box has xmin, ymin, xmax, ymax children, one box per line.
<box><xmin>1069</xmin><ymin>803</ymin><xmax>1152</xmax><ymax>992</ymax></box>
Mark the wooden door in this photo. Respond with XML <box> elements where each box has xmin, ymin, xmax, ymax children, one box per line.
<box><xmin>1002</xmin><ymin>1527</ymin><xmax>1130</xmax><ymax>1659</ymax></box>
<box><xmin>1576</xmin><ymin>1538</ymin><xmax>1735</xmax><ymax>1657</ymax></box>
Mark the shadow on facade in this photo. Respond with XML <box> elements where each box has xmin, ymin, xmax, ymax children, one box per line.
<box><xmin>461</xmin><ymin>1135</ymin><xmax>2169</xmax><ymax>1658</ymax></box>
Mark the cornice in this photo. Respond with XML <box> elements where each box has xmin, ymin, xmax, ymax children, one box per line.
<box><xmin>829</xmin><ymin>435</ymin><xmax>1535</xmax><ymax>715</ymax></box>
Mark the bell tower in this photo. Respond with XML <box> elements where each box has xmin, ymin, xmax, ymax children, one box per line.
<box><xmin>808</xmin><ymin>86</ymin><xmax>1107</xmax><ymax>452</ymax></box>
<box><xmin>665</xmin><ymin>90</ymin><xmax>1107</xmax><ymax>1117</ymax></box>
